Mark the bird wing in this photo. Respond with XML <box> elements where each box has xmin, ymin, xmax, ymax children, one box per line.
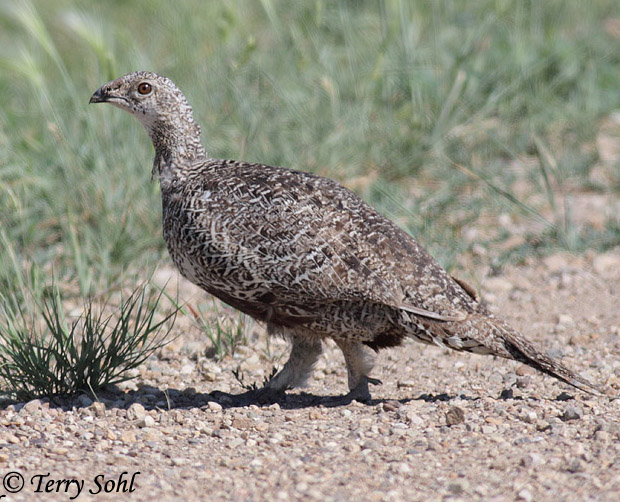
<box><xmin>183</xmin><ymin>161</ymin><xmax>473</xmax><ymax>322</ymax></box>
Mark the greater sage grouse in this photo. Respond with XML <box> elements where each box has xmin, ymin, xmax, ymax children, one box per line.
<box><xmin>91</xmin><ymin>71</ymin><xmax>599</xmax><ymax>402</ymax></box>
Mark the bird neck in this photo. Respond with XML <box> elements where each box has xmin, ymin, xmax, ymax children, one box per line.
<box><xmin>147</xmin><ymin>115</ymin><xmax>207</xmax><ymax>182</ymax></box>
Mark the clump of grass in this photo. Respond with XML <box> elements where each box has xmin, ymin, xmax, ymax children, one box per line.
<box><xmin>190</xmin><ymin>301</ymin><xmax>251</xmax><ymax>360</ymax></box>
<box><xmin>165</xmin><ymin>293</ymin><xmax>251</xmax><ymax>360</ymax></box>
<box><xmin>0</xmin><ymin>282</ymin><xmax>177</xmax><ymax>401</ymax></box>
<box><xmin>232</xmin><ymin>365</ymin><xmax>278</xmax><ymax>392</ymax></box>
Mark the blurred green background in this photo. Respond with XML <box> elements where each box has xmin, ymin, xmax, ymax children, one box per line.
<box><xmin>1</xmin><ymin>0</ymin><xmax>619</xmax><ymax>297</ymax></box>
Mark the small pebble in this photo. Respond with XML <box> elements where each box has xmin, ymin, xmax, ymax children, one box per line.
<box><xmin>207</xmin><ymin>401</ymin><xmax>223</xmax><ymax>412</ymax></box>
<box><xmin>137</xmin><ymin>415</ymin><xmax>155</xmax><ymax>428</ymax></box>
<box><xmin>561</xmin><ymin>406</ymin><xmax>583</xmax><ymax>421</ymax></box>
<box><xmin>90</xmin><ymin>401</ymin><xmax>106</xmax><ymax>417</ymax></box>
<box><xmin>127</xmin><ymin>403</ymin><xmax>147</xmax><ymax>420</ymax></box>
<box><xmin>445</xmin><ymin>406</ymin><xmax>465</xmax><ymax>426</ymax></box>
<box><xmin>382</xmin><ymin>401</ymin><xmax>401</xmax><ymax>412</ymax></box>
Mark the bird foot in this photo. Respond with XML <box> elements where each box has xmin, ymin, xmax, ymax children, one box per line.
<box><xmin>212</xmin><ymin>387</ymin><xmax>287</xmax><ymax>407</ymax></box>
<box><xmin>254</xmin><ymin>386</ymin><xmax>287</xmax><ymax>405</ymax></box>
<box><xmin>317</xmin><ymin>376</ymin><xmax>382</xmax><ymax>407</ymax></box>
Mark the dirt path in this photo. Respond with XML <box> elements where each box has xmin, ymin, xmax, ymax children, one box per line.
<box><xmin>1</xmin><ymin>250</ymin><xmax>619</xmax><ymax>502</ymax></box>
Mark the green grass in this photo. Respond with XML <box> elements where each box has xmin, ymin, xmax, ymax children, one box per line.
<box><xmin>0</xmin><ymin>1</ymin><xmax>619</xmax><ymax>393</ymax></box>
<box><xmin>1</xmin><ymin>0</ymin><xmax>618</xmax><ymax>285</ymax></box>
<box><xmin>170</xmin><ymin>297</ymin><xmax>251</xmax><ymax>361</ymax></box>
<box><xmin>0</xmin><ymin>280</ymin><xmax>177</xmax><ymax>401</ymax></box>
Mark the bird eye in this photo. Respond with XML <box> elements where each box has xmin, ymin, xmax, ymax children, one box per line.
<box><xmin>137</xmin><ymin>82</ymin><xmax>152</xmax><ymax>95</ymax></box>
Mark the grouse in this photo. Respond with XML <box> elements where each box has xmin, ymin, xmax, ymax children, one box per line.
<box><xmin>90</xmin><ymin>71</ymin><xmax>599</xmax><ymax>402</ymax></box>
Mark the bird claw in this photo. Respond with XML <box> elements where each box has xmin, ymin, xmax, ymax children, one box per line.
<box><xmin>253</xmin><ymin>386</ymin><xmax>287</xmax><ymax>405</ymax></box>
<box><xmin>316</xmin><ymin>376</ymin><xmax>378</xmax><ymax>407</ymax></box>
<box><xmin>213</xmin><ymin>386</ymin><xmax>287</xmax><ymax>407</ymax></box>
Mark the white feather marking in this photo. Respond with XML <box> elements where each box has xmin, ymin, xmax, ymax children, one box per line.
<box><xmin>398</xmin><ymin>303</ymin><xmax>467</xmax><ymax>322</ymax></box>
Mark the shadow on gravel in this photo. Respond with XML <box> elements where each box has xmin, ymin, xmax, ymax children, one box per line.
<box><xmin>0</xmin><ymin>384</ymin><xmax>577</xmax><ymax>413</ymax></box>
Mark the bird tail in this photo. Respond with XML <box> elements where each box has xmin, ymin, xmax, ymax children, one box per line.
<box><xmin>412</xmin><ymin>312</ymin><xmax>602</xmax><ymax>394</ymax></box>
<box><xmin>475</xmin><ymin>314</ymin><xmax>602</xmax><ymax>394</ymax></box>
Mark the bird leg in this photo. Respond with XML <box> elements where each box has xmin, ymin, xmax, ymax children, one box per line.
<box><xmin>264</xmin><ymin>334</ymin><xmax>323</xmax><ymax>392</ymax></box>
<box><xmin>317</xmin><ymin>339</ymin><xmax>380</xmax><ymax>405</ymax></box>
<box><xmin>229</xmin><ymin>333</ymin><xmax>322</xmax><ymax>405</ymax></box>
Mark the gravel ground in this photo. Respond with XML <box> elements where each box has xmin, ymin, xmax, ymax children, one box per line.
<box><xmin>1</xmin><ymin>250</ymin><xmax>619</xmax><ymax>502</ymax></box>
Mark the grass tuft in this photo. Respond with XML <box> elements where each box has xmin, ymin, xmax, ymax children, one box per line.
<box><xmin>190</xmin><ymin>301</ymin><xmax>251</xmax><ymax>360</ymax></box>
<box><xmin>0</xmin><ymin>281</ymin><xmax>177</xmax><ymax>401</ymax></box>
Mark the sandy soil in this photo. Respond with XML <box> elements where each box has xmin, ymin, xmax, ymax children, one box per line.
<box><xmin>1</xmin><ymin>249</ymin><xmax>619</xmax><ymax>502</ymax></box>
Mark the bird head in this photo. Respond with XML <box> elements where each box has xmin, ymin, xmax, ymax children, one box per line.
<box><xmin>90</xmin><ymin>71</ymin><xmax>205</xmax><ymax>177</ymax></box>
<box><xmin>89</xmin><ymin>71</ymin><xmax>186</xmax><ymax>130</ymax></box>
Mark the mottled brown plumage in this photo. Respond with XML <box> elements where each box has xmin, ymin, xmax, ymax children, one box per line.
<box><xmin>90</xmin><ymin>71</ymin><xmax>599</xmax><ymax>401</ymax></box>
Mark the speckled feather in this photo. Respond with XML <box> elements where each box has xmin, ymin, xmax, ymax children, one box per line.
<box><xmin>91</xmin><ymin>71</ymin><xmax>599</xmax><ymax>395</ymax></box>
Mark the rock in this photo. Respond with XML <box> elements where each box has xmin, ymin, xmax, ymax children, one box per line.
<box><xmin>503</xmin><ymin>372</ymin><xmax>517</xmax><ymax>386</ymax></box>
<box><xmin>521</xmin><ymin>453</ymin><xmax>544</xmax><ymax>467</ymax></box>
<box><xmin>516</xmin><ymin>364</ymin><xmax>535</xmax><ymax>376</ymax></box>
<box><xmin>561</xmin><ymin>406</ymin><xmax>583</xmax><ymax>421</ymax></box>
<box><xmin>517</xmin><ymin>488</ymin><xmax>533</xmax><ymax>502</ymax></box>
<box><xmin>203</xmin><ymin>372</ymin><xmax>217</xmax><ymax>382</ymax></box>
<box><xmin>382</xmin><ymin>401</ymin><xmax>401</xmax><ymax>412</ymax></box>
<box><xmin>5</xmin><ymin>434</ymin><xmax>20</xmax><ymax>444</ymax></box>
<box><xmin>569</xmin><ymin>332</ymin><xmax>591</xmax><ymax>345</ymax></box>
<box><xmin>207</xmin><ymin>401</ymin><xmax>223</xmax><ymax>412</ymax></box>
<box><xmin>557</xmin><ymin>314</ymin><xmax>575</xmax><ymax>326</ymax></box>
<box><xmin>406</xmin><ymin>412</ymin><xmax>424</xmax><ymax>426</ymax></box>
<box><xmin>137</xmin><ymin>415</ymin><xmax>155</xmax><ymax>428</ymax></box>
<box><xmin>566</xmin><ymin>458</ymin><xmax>585</xmax><ymax>473</ymax></box>
<box><xmin>520</xmin><ymin>410</ymin><xmax>537</xmax><ymax>424</ymax></box>
<box><xmin>514</xmin><ymin>375</ymin><xmax>532</xmax><ymax>389</ymax></box>
<box><xmin>90</xmin><ymin>401</ymin><xmax>107</xmax><ymax>417</ymax></box>
<box><xmin>22</xmin><ymin>398</ymin><xmax>48</xmax><ymax>414</ymax></box>
<box><xmin>127</xmin><ymin>403</ymin><xmax>147</xmax><ymax>421</ymax></box>
<box><xmin>232</xmin><ymin>417</ymin><xmax>252</xmax><ymax>430</ymax></box>
<box><xmin>308</xmin><ymin>410</ymin><xmax>324</xmax><ymax>420</ymax></box>
<box><xmin>254</xmin><ymin>422</ymin><xmax>269</xmax><ymax>433</ymax></box>
<box><xmin>445</xmin><ymin>406</ymin><xmax>465</xmax><ymax>426</ymax></box>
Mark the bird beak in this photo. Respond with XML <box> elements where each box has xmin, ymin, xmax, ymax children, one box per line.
<box><xmin>89</xmin><ymin>87</ymin><xmax>108</xmax><ymax>104</ymax></box>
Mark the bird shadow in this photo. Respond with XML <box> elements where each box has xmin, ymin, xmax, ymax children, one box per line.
<box><xmin>0</xmin><ymin>383</ymin><xmax>578</xmax><ymax>414</ymax></box>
